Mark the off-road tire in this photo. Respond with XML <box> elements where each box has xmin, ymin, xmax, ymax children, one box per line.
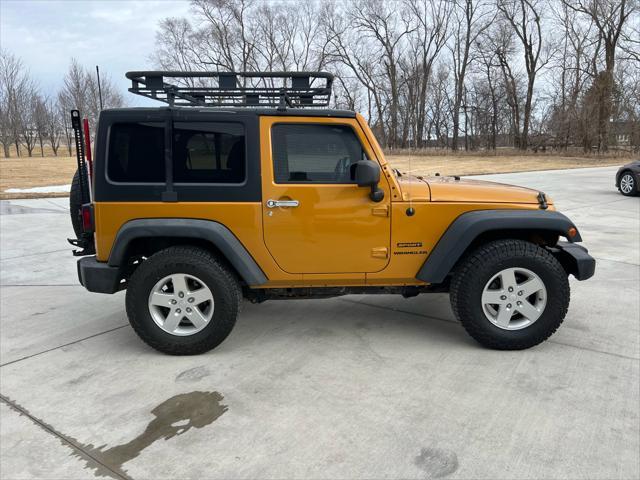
<box><xmin>618</xmin><ymin>170</ymin><xmax>638</xmax><ymax>197</ymax></box>
<box><xmin>450</xmin><ymin>239</ymin><xmax>570</xmax><ymax>350</ymax></box>
<box><xmin>69</xmin><ymin>166</ymin><xmax>89</xmax><ymax>238</ymax></box>
<box><xmin>125</xmin><ymin>246</ymin><xmax>241</xmax><ymax>355</ymax></box>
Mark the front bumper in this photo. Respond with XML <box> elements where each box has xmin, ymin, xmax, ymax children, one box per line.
<box><xmin>551</xmin><ymin>242</ymin><xmax>596</xmax><ymax>281</ymax></box>
<box><xmin>77</xmin><ymin>256</ymin><xmax>123</xmax><ymax>294</ymax></box>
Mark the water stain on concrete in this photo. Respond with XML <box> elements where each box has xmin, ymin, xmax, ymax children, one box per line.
<box><xmin>0</xmin><ymin>201</ymin><xmax>65</xmax><ymax>215</ymax></box>
<box><xmin>175</xmin><ymin>366</ymin><xmax>211</xmax><ymax>383</ymax></box>
<box><xmin>414</xmin><ymin>447</ymin><xmax>459</xmax><ymax>478</ymax></box>
<box><xmin>566</xmin><ymin>322</ymin><xmax>590</xmax><ymax>332</ymax></box>
<box><xmin>79</xmin><ymin>391</ymin><xmax>228</xmax><ymax>478</ymax></box>
<box><xmin>0</xmin><ymin>391</ymin><xmax>229</xmax><ymax>480</ymax></box>
<box><xmin>304</xmin><ymin>327</ymin><xmax>333</xmax><ymax>338</ymax></box>
<box><xmin>515</xmin><ymin>372</ymin><xmax>568</xmax><ymax>395</ymax></box>
<box><xmin>65</xmin><ymin>371</ymin><xmax>96</xmax><ymax>387</ymax></box>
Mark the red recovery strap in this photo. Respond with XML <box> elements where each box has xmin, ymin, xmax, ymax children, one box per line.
<box><xmin>82</xmin><ymin>118</ymin><xmax>93</xmax><ymax>178</ymax></box>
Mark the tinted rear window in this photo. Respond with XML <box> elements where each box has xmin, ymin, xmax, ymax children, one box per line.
<box><xmin>173</xmin><ymin>122</ymin><xmax>245</xmax><ymax>183</ymax></box>
<box><xmin>107</xmin><ymin>123</ymin><xmax>165</xmax><ymax>183</ymax></box>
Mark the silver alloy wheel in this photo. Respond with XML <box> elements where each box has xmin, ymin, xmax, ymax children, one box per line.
<box><xmin>481</xmin><ymin>267</ymin><xmax>547</xmax><ymax>330</ymax></box>
<box><xmin>148</xmin><ymin>273</ymin><xmax>214</xmax><ymax>336</ymax></box>
<box><xmin>620</xmin><ymin>174</ymin><xmax>635</xmax><ymax>194</ymax></box>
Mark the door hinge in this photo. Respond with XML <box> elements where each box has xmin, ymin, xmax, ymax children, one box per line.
<box><xmin>372</xmin><ymin>205</ymin><xmax>389</xmax><ymax>217</ymax></box>
<box><xmin>371</xmin><ymin>247</ymin><xmax>388</xmax><ymax>259</ymax></box>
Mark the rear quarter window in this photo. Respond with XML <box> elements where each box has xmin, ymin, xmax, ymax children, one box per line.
<box><xmin>173</xmin><ymin>122</ymin><xmax>245</xmax><ymax>184</ymax></box>
<box><xmin>107</xmin><ymin>122</ymin><xmax>165</xmax><ymax>183</ymax></box>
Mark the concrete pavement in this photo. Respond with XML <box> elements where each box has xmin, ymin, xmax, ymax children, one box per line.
<box><xmin>0</xmin><ymin>166</ymin><xmax>638</xmax><ymax>479</ymax></box>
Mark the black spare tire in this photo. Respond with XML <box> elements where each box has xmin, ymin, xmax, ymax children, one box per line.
<box><xmin>69</xmin><ymin>165</ymin><xmax>90</xmax><ymax>238</ymax></box>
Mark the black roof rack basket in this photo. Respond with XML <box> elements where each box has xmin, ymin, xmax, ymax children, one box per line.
<box><xmin>125</xmin><ymin>71</ymin><xmax>334</xmax><ymax>109</ymax></box>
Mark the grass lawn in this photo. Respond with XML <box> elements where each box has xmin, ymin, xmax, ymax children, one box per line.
<box><xmin>0</xmin><ymin>151</ymin><xmax>632</xmax><ymax>200</ymax></box>
<box><xmin>1</xmin><ymin>155</ymin><xmax>78</xmax><ymax>199</ymax></box>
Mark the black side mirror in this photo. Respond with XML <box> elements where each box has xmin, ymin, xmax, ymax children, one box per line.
<box><xmin>354</xmin><ymin>160</ymin><xmax>384</xmax><ymax>202</ymax></box>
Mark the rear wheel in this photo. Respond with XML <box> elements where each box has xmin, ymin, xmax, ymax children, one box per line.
<box><xmin>125</xmin><ymin>246</ymin><xmax>241</xmax><ymax>355</ymax></box>
<box><xmin>619</xmin><ymin>171</ymin><xmax>637</xmax><ymax>196</ymax></box>
<box><xmin>450</xmin><ymin>239</ymin><xmax>569</xmax><ymax>350</ymax></box>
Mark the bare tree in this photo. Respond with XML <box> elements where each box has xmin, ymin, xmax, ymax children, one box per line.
<box><xmin>498</xmin><ymin>0</ymin><xmax>550</xmax><ymax>150</ymax></box>
<box><xmin>404</xmin><ymin>0</ymin><xmax>451</xmax><ymax>147</ymax></box>
<box><xmin>32</xmin><ymin>94</ymin><xmax>48</xmax><ymax>157</ymax></box>
<box><xmin>145</xmin><ymin>0</ymin><xmax>639</xmax><ymax>152</ymax></box>
<box><xmin>58</xmin><ymin>58</ymin><xmax>124</xmax><ymax>136</ymax></box>
<box><xmin>0</xmin><ymin>50</ymin><xmax>33</xmax><ymax>157</ymax></box>
<box><xmin>154</xmin><ymin>18</ymin><xmax>201</xmax><ymax>76</ymax></box>
<box><xmin>427</xmin><ymin>65</ymin><xmax>454</xmax><ymax>147</ymax></box>
<box><xmin>619</xmin><ymin>10</ymin><xmax>640</xmax><ymax>63</ymax></box>
<box><xmin>562</xmin><ymin>0</ymin><xmax>636</xmax><ymax>151</ymax></box>
<box><xmin>488</xmin><ymin>22</ymin><xmax>525</xmax><ymax>147</ymax></box>
<box><xmin>449</xmin><ymin>0</ymin><xmax>492</xmax><ymax>150</ymax></box>
<box><xmin>347</xmin><ymin>0</ymin><xmax>415</xmax><ymax>148</ymax></box>
<box><xmin>44</xmin><ymin>96</ymin><xmax>62</xmax><ymax>156</ymax></box>
<box><xmin>57</xmin><ymin>97</ymin><xmax>73</xmax><ymax>156</ymax></box>
<box><xmin>189</xmin><ymin>0</ymin><xmax>256</xmax><ymax>72</ymax></box>
<box><xmin>323</xmin><ymin>4</ymin><xmax>389</xmax><ymax>144</ymax></box>
<box><xmin>59</xmin><ymin>59</ymin><xmax>88</xmax><ymax>121</ymax></box>
<box><xmin>19</xmin><ymin>91</ymin><xmax>39</xmax><ymax>157</ymax></box>
<box><xmin>0</xmin><ymin>77</ymin><xmax>12</xmax><ymax>157</ymax></box>
<box><xmin>547</xmin><ymin>2</ymin><xmax>594</xmax><ymax>150</ymax></box>
<box><xmin>475</xmin><ymin>30</ymin><xmax>504</xmax><ymax>149</ymax></box>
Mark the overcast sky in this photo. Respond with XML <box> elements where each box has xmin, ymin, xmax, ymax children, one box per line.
<box><xmin>0</xmin><ymin>0</ymin><xmax>192</xmax><ymax>105</ymax></box>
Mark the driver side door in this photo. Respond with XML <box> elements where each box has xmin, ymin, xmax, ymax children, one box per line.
<box><xmin>260</xmin><ymin>117</ymin><xmax>391</xmax><ymax>275</ymax></box>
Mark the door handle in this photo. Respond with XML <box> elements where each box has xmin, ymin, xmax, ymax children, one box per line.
<box><xmin>266</xmin><ymin>199</ymin><xmax>300</xmax><ymax>208</ymax></box>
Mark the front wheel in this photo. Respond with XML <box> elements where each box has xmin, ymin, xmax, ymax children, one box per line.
<box><xmin>450</xmin><ymin>239</ymin><xmax>570</xmax><ymax>350</ymax></box>
<box><xmin>125</xmin><ymin>246</ymin><xmax>241</xmax><ymax>355</ymax></box>
<box><xmin>618</xmin><ymin>171</ymin><xmax>637</xmax><ymax>196</ymax></box>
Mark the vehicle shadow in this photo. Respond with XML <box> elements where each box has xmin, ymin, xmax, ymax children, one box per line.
<box><xmin>221</xmin><ymin>292</ymin><xmax>476</xmax><ymax>353</ymax></box>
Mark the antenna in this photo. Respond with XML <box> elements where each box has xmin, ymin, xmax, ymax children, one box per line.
<box><xmin>96</xmin><ymin>65</ymin><xmax>104</xmax><ymax>110</ymax></box>
<box><xmin>408</xmin><ymin>134</ymin><xmax>414</xmax><ymax>214</ymax></box>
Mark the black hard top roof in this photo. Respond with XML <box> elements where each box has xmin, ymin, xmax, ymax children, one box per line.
<box><xmin>101</xmin><ymin>106</ymin><xmax>357</xmax><ymax>118</ymax></box>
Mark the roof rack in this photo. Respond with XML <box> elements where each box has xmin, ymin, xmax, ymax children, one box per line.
<box><xmin>125</xmin><ymin>71</ymin><xmax>334</xmax><ymax>109</ymax></box>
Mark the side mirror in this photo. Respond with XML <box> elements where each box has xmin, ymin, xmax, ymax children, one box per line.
<box><xmin>354</xmin><ymin>160</ymin><xmax>384</xmax><ymax>202</ymax></box>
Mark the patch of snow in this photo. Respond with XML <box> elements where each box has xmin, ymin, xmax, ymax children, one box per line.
<box><xmin>5</xmin><ymin>184</ymin><xmax>71</xmax><ymax>194</ymax></box>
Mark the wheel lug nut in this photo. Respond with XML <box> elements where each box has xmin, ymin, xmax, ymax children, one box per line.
<box><xmin>508</xmin><ymin>287</ymin><xmax>514</xmax><ymax>292</ymax></box>
<box><xmin>171</xmin><ymin>299</ymin><xmax>177</xmax><ymax>305</ymax></box>
<box><xmin>188</xmin><ymin>297</ymin><xmax>194</xmax><ymax>303</ymax></box>
<box><xmin>175</xmin><ymin>308</ymin><xmax>181</xmax><ymax>314</ymax></box>
<box><xmin>507</xmin><ymin>304</ymin><xmax>512</xmax><ymax>308</ymax></box>
<box><xmin>186</xmin><ymin>307</ymin><xmax>192</xmax><ymax>313</ymax></box>
<box><xmin>178</xmin><ymin>292</ymin><xmax>184</xmax><ymax>298</ymax></box>
<box><xmin>518</xmin><ymin>291</ymin><xmax>523</xmax><ymax>296</ymax></box>
<box><xmin>500</xmin><ymin>295</ymin><xmax>507</xmax><ymax>300</ymax></box>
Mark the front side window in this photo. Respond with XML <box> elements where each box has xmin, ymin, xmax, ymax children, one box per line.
<box><xmin>271</xmin><ymin>124</ymin><xmax>368</xmax><ymax>183</ymax></box>
<box><xmin>107</xmin><ymin>122</ymin><xmax>165</xmax><ymax>183</ymax></box>
<box><xmin>173</xmin><ymin>122</ymin><xmax>245</xmax><ymax>183</ymax></box>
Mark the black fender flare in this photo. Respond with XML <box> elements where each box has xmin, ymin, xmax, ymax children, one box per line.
<box><xmin>108</xmin><ymin>218</ymin><xmax>268</xmax><ymax>286</ymax></box>
<box><xmin>416</xmin><ymin>209</ymin><xmax>581</xmax><ymax>284</ymax></box>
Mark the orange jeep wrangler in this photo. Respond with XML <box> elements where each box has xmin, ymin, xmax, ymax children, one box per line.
<box><xmin>70</xmin><ymin>71</ymin><xmax>595</xmax><ymax>355</ymax></box>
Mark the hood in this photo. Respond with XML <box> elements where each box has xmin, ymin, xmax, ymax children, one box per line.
<box><xmin>425</xmin><ymin>176</ymin><xmax>546</xmax><ymax>204</ymax></box>
<box><xmin>396</xmin><ymin>175</ymin><xmax>431</xmax><ymax>201</ymax></box>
